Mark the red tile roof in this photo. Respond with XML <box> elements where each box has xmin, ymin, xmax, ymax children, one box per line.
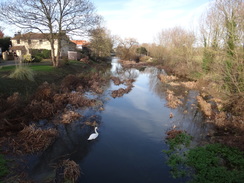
<box><xmin>71</xmin><ymin>40</ymin><xmax>89</xmax><ymax>46</ymax></box>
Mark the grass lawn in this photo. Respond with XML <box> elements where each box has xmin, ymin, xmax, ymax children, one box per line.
<box><xmin>0</xmin><ymin>61</ymin><xmax>97</xmax><ymax>97</ymax></box>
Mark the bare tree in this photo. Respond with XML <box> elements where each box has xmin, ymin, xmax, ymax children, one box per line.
<box><xmin>0</xmin><ymin>0</ymin><xmax>100</xmax><ymax>67</ymax></box>
<box><xmin>116</xmin><ymin>38</ymin><xmax>139</xmax><ymax>60</ymax></box>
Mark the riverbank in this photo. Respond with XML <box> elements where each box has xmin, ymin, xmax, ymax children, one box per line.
<box><xmin>0</xmin><ymin>60</ymin><xmax>112</xmax><ymax>182</ymax></box>
<box><xmin>0</xmin><ymin>58</ymin><xmax>243</xmax><ymax>182</ymax></box>
<box><xmin>120</xmin><ymin>59</ymin><xmax>244</xmax><ymax>151</ymax></box>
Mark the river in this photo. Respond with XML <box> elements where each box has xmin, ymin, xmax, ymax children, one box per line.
<box><xmin>29</xmin><ymin>57</ymin><xmax>210</xmax><ymax>183</ymax></box>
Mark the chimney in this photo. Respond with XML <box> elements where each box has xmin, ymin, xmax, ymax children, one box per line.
<box><xmin>14</xmin><ymin>31</ymin><xmax>21</xmax><ymax>37</ymax></box>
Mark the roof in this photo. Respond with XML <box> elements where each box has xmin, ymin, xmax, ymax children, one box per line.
<box><xmin>12</xmin><ymin>32</ymin><xmax>48</xmax><ymax>40</ymax></box>
<box><xmin>71</xmin><ymin>40</ymin><xmax>89</xmax><ymax>46</ymax></box>
<box><xmin>10</xmin><ymin>46</ymin><xmax>26</xmax><ymax>50</ymax></box>
<box><xmin>12</xmin><ymin>32</ymin><xmax>68</xmax><ymax>40</ymax></box>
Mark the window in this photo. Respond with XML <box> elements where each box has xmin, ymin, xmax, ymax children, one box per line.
<box><xmin>28</xmin><ymin>39</ymin><xmax>31</xmax><ymax>44</ymax></box>
<box><xmin>17</xmin><ymin>40</ymin><xmax>20</xmax><ymax>44</ymax></box>
<box><xmin>39</xmin><ymin>40</ymin><xmax>43</xmax><ymax>44</ymax></box>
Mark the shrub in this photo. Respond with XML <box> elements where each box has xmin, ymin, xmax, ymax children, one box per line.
<box><xmin>23</xmin><ymin>54</ymin><xmax>33</xmax><ymax>62</ymax></box>
<box><xmin>30</xmin><ymin>49</ymin><xmax>51</xmax><ymax>59</ymax></box>
<box><xmin>9</xmin><ymin>66</ymin><xmax>35</xmax><ymax>81</ymax></box>
<box><xmin>164</xmin><ymin>131</ymin><xmax>244</xmax><ymax>183</ymax></box>
<box><xmin>41</xmin><ymin>49</ymin><xmax>51</xmax><ymax>59</ymax></box>
<box><xmin>32</xmin><ymin>55</ymin><xmax>43</xmax><ymax>62</ymax></box>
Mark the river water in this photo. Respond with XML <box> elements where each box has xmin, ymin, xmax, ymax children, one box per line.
<box><xmin>29</xmin><ymin>57</ymin><xmax>210</xmax><ymax>182</ymax></box>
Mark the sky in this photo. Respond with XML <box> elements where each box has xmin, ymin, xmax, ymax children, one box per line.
<box><xmin>0</xmin><ymin>0</ymin><xmax>212</xmax><ymax>44</ymax></box>
<box><xmin>92</xmin><ymin>0</ymin><xmax>212</xmax><ymax>43</ymax></box>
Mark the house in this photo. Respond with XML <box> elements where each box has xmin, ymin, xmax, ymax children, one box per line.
<box><xmin>11</xmin><ymin>32</ymin><xmax>76</xmax><ymax>59</ymax></box>
<box><xmin>70</xmin><ymin>40</ymin><xmax>89</xmax><ymax>50</ymax></box>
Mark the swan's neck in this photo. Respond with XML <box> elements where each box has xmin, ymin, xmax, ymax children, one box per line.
<box><xmin>95</xmin><ymin>128</ymin><xmax>98</xmax><ymax>134</ymax></box>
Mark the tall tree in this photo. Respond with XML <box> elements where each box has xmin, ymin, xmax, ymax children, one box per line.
<box><xmin>0</xmin><ymin>0</ymin><xmax>100</xmax><ymax>67</ymax></box>
<box><xmin>89</xmin><ymin>27</ymin><xmax>113</xmax><ymax>60</ymax></box>
<box><xmin>200</xmin><ymin>0</ymin><xmax>244</xmax><ymax>93</ymax></box>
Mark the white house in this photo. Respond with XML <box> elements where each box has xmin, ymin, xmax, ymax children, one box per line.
<box><xmin>11</xmin><ymin>32</ymin><xmax>76</xmax><ymax>59</ymax></box>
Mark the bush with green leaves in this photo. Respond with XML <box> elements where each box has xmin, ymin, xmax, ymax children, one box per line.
<box><xmin>164</xmin><ymin>132</ymin><xmax>244</xmax><ymax>183</ymax></box>
<box><xmin>32</xmin><ymin>55</ymin><xmax>43</xmax><ymax>62</ymax></box>
<box><xmin>30</xmin><ymin>49</ymin><xmax>51</xmax><ymax>59</ymax></box>
<box><xmin>186</xmin><ymin>144</ymin><xmax>244</xmax><ymax>183</ymax></box>
<box><xmin>9</xmin><ymin>66</ymin><xmax>35</xmax><ymax>81</ymax></box>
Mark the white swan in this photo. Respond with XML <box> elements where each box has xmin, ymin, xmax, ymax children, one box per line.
<box><xmin>87</xmin><ymin>127</ymin><xmax>99</xmax><ymax>140</ymax></box>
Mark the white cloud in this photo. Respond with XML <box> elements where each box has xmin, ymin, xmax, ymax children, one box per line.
<box><xmin>94</xmin><ymin>0</ymin><xmax>212</xmax><ymax>43</ymax></box>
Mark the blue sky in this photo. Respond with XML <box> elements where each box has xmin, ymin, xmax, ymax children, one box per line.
<box><xmin>1</xmin><ymin>0</ymin><xmax>212</xmax><ymax>43</ymax></box>
<box><xmin>92</xmin><ymin>0</ymin><xmax>212</xmax><ymax>43</ymax></box>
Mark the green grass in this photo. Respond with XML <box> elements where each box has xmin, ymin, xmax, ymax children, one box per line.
<box><xmin>164</xmin><ymin>133</ymin><xmax>244</xmax><ymax>183</ymax></box>
<box><xmin>0</xmin><ymin>65</ymin><xmax>53</xmax><ymax>72</ymax></box>
<box><xmin>0</xmin><ymin>61</ymin><xmax>110</xmax><ymax>97</ymax></box>
<box><xmin>0</xmin><ymin>154</ymin><xmax>8</xmax><ymax>181</ymax></box>
<box><xmin>0</xmin><ymin>65</ymin><xmax>16</xmax><ymax>71</ymax></box>
<box><xmin>29</xmin><ymin>65</ymin><xmax>54</xmax><ymax>71</ymax></box>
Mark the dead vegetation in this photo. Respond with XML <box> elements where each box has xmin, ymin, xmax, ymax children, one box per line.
<box><xmin>225</xmin><ymin>93</ymin><xmax>244</xmax><ymax>118</ymax></box>
<box><xmin>196</xmin><ymin>95</ymin><xmax>212</xmax><ymax>117</ymax></box>
<box><xmin>119</xmin><ymin>59</ymin><xmax>152</xmax><ymax>69</ymax></box>
<box><xmin>0</xmin><ymin>72</ymin><xmax>106</xmax><ymax>136</ymax></box>
<box><xmin>61</xmin><ymin>110</ymin><xmax>82</xmax><ymax>124</ymax></box>
<box><xmin>158</xmin><ymin>74</ymin><xmax>178</xmax><ymax>83</ymax></box>
<box><xmin>7</xmin><ymin>124</ymin><xmax>58</xmax><ymax>154</ymax></box>
<box><xmin>111</xmin><ymin>76</ymin><xmax>124</xmax><ymax>85</ymax></box>
<box><xmin>55</xmin><ymin>159</ymin><xmax>81</xmax><ymax>183</ymax></box>
<box><xmin>84</xmin><ymin>121</ymin><xmax>98</xmax><ymax>127</ymax></box>
<box><xmin>180</xmin><ymin>81</ymin><xmax>198</xmax><ymax>90</ymax></box>
<box><xmin>166</xmin><ymin>89</ymin><xmax>183</xmax><ymax>108</ymax></box>
<box><xmin>166</xmin><ymin>129</ymin><xmax>185</xmax><ymax>140</ymax></box>
<box><xmin>110</xmin><ymin>76</ymin><xmax>135</xmax><ymax>98</ymax></box>
<box><xmin>111</xmin><ymin>86</ymin><xmax>133</xmax><ymax>98</ymax></box>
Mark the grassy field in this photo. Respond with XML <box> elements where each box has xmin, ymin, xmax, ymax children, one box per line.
<box><xmin>0</xmin><ymin>61</ymin><xmax>98</xmax><ymax>97</ymax></box>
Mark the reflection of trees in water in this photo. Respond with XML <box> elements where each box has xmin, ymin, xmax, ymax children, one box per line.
<box><xmin>29</xmin><ymin>111</ymin><xmax>102</xmax><ymax>182</ymax></box>
<box><xmin>112</xmin><ymin>65</ymin><xmax>139</xmax><ymax>81</ymax></box>
<box><xmin>146</xmin><ymin>67</ymin><xmax>168</xmax><ymax>99</ymax></box>
<box><xmin>29</xmin><ymin>65</ymin><xmax>113</xmax><ymax>182</ymax></box>
<box><xmin>144</xmin><ymin>67</ymin><xmax>211</xmax><ymax>142</ymax></box>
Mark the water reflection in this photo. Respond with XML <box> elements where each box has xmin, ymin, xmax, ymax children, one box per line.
<box><xmin>29</xmin><ymin>57</ymin><xmax>210</xmax><ymax>183</ymax></box>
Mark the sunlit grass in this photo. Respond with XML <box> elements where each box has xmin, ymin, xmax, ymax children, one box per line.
<box><xmin>0</xmin><ymin>65</ymin><xmax>53</xmax><ymax>72</ymax></box>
